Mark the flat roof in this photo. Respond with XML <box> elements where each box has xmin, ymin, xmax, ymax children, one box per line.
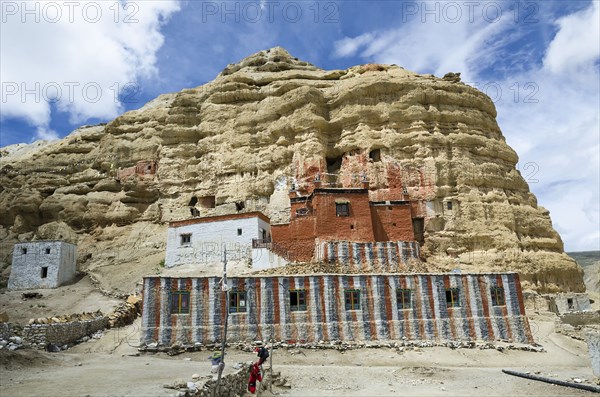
<box><xmin>169</xmin><ymin>211</ymin><xmax>270</xmax><ymax>228</ymax></box>
<box><xmin>144</xmin><ymin>272</ymin><xmax>519</xmax><ymax>280</ymax></box>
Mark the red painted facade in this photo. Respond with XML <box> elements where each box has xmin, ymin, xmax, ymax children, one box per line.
<box><xmin>271</xmin><ymin>187</ymin><xmax>421</xmax><ymax>262</ymax></box>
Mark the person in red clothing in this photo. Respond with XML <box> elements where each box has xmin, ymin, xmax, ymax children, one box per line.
<box><xmin>247</xmin><ymin>362</ymin><xmax>263</xmax><ymax>394</ymax></box>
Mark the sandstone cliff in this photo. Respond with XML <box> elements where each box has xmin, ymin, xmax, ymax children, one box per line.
<box><xmin>0</xmin><ymin>47</ymin><xmax>584</xmax><ymax>293</ymax></box>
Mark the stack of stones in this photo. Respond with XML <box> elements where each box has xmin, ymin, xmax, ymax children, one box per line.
<box><xmin>23</xmin><ymin>311</ymin><xmax>107</xmax><ymax>349</ymax></box>
<box><xmin>0</xmin><ymin>336</ymin><xmax>23</xmax><ymax>351</ymax></box>
<box><xmin>107</xmin><ymin>295</ymin><xmax>141</xmax><ymax>328</ymax></box>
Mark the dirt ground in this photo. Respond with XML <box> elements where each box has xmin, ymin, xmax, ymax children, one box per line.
<box><xmin>0</xmin><ymin>314</ymin><xmax>598</xmax><ymax>397</ymax></box>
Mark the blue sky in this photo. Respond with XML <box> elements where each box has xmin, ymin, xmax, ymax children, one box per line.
<box><xmin>1</xmin><ymin>0</ymin><xmax>599</xmax><ymax>252</ymax></box>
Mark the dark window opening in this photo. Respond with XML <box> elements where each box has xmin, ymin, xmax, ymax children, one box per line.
<box><xmin>326</xmin><ymin>156</ymin><xmax>342</xmax><ymax>174</ymax></box>
<box><xmin>446</xmin><ymin>201</ymin><xmax>453</xmax><ymax>210</ymax></box>
<box><xmin>336</xmin><ymin>203</ymin><xmax>350</xmax><ymax>217</ymax></box>
<box><xmin>345</xmin><ymin>289</ymin><xmax>361</xmax><ymax>310</ymax></box>
<box><xmin>21</xmin><ymin>248</ymin><xmax>27</xmax><ymax>254</ymax></box>
<box><xmin>147</xmin><ymin>165</ymin><xmax>152</xmax><ymax>171</ymax></box>
<box><xmin>350</xmin><ymin>225</ymin><xmax>354</xmax><ymax>229</ymax></box>
<box><xmin>491</xmin><ymin>287</ymin><xmax>505</xmax><ymax>306</ymax></box>
<box><xmin>45</xmin><ymin>248</ymin><xmax>51</xmax><ymax>254</ymax></box>
<box><xmin>237</xmin><ymin>228</ymin><xmax>243</xmax><ymax>236</ymax></box>
<box><xmin>567</xmin><ymin>298</ymin><xmax>574</xmax><ymax>310</ymax></box>
<box><xmin>199</xmin><ymin>196</ymin><xmax>216</xmax><ymax>209</ymax></box>
<box><xmin>180</xmin><ymin>234</ymin><xmax>192</xmax><ymax>245</ymax></box>
<box><xmin>392</xmin><ymin>223</ymin><xmax>397</xmax><ymax>226</ymax></box>
<box><xmin>397</xmin><ymin>289</ymin><xmax>412</xmax><ymax>309</ymax></box>
<box><xmin>188</xmin><ymin>196</ymin><xmax>198</xmax><ymax>206</ymax></box>
<box><xmin>229</xmin><ymin>290</ymin><xmax>247</xmax><ymax>313</ymax></box>
<box><xmin>412</xmin><ymin>218</ymin><xmax>425</xmax><ymax>246</ymax></box>
<box><xmin>41</xmin><ymin>267</ymin><xmax>48</xmax><ymax>279</ymax></box>
<box><xmin>369</xmin><ymin>149</ymin><xmax>381</xmax><ymax>162</ymax></box>
<box><xmin>290</xmin><ymin>290</ymin><xmax>307</xmax><ymax>311</ymax></box>
<box><xmin>445</xmin><ymin>288</ymin><xmax>460</xmax><ymax>308</ymax></box>
<box><xmin>235</xmin><ymin>201</ymin><xmax>245</xmax><ymax>211</ymax></box>
<box><xmin>190</xmin><ymin>208</ymin><xmax>200</xmax><ymax>217</ymax></box>
<box><xmin>170</xmin><ymin>291</ymin><xmax>190</xmax><ymax>314</ymax></box>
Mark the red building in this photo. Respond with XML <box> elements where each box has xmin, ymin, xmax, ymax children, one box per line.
<box><xmin>271</xmin><ymin>178</ymin><xmax>424</xmax><ymax>263</ymax></box>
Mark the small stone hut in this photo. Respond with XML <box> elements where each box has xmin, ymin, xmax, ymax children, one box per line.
<box><xmin>8</xmin><ymin>241</ymin><xmax>77</xmax><ymax>290</ymax></box>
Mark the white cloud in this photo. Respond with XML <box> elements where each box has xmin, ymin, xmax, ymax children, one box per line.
<box><xmin>332</xmin><ymin>2</ymin><xmax>600</xmax><ymax>251</ymax></box>
<box><xmin>543</xmin><ymin>1</ymin><xmax>600</xmax><ymax>74</ymax></box>
<box><xmin>0</xmin><ymin>0</ymin><xmax>180</xmax><ymax>140</ymax></box>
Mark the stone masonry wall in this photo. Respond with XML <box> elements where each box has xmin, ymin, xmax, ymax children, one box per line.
<box><xmin>22</xmin><ymin>315</ymin><xmax>108</xmax><ymax>348</ymax></box>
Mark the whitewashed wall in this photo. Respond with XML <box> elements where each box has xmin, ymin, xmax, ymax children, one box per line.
<box><xmin>165</xmin><ymin>217</ymin><xmax>271</xmax><ymax>268</ymax></box>
<box><xmin>8</xmin><ymin>241</ymin><xmax>77</xmax><ymax>290</ymax></box>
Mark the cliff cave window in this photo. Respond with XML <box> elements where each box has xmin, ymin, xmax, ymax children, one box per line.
<box><xmin>180</xmin><ymin>234</ymin><xmax>192</xmax><ymax>246</ymax></box>
<box><xmin>189</xmin><ymin>196</ymin><xmax>198</xmax><ymax>206</ymax></box>
<box><xmin>45</xmin><ymin>248</ymin><xmax>51</xmax><ymax>254</ymax></box>
<box><xmin>445</xmin><ymin>288</ymin><xmax>460</xmax><ymax>308</ymax></box>
<box><xmin>228</xmin><ymin>290</ymin><xmax>247</xmax><ymax>313</ymax></box>
<box><xmin>21</xmin><ymin>247</ymin><xmax>27</xmax><ymax>255</ymax></box>
<box><xmin>446</xmin><ymin>201</ymin><xmax>453</xmax><ymax>211</ymax></box>
<box><xmin>412</xmin><ymin>218</ymin><xmax>425</xmax><ymax>246</ymax></box>
<box><xmin>567</xmin><ymin>298</ymin><xmax>574</xmax><ymax>311</ymax></box>
<box><xmin>190</xmin><ymin>208</ymin><xmax>200</xmax><ymax>217</ymax></box>
<box><xmin>290</xmin><ymin>290</ymin><xmax>307</xmax><ymax>311</ymax></box>
<box><xmin>237</xmin><ymin>228</ymin><xmax>243</xmax><ymax>236</ymax></box>
<box><xmin>397</xmin><ymin>289</ymin><xmax>412</xmax><ymax>309</ymax></box>
<box><xmin>336</xmin><ymin>202</ymin><xmax>350</xmax><ymax>217</ymax></box>
<box><xmin>369</xmin><ymin>149</ymin><xmax>381</xmax><ymax>162</ymax></box>
<box><xmin>170</xmin><ymin>291</ymin><xmax>190</xmax><ymax>314</ymax></box>
<box><xmin>345</xmin><ymin>289</ymin><xmax>361</xmax><ymax>310</ymax></box>
<box><xmin>235</xmin><ymin>201</ymin><xmax>245</xmax><ymax>211</ymax></box>
<box><xmin>199</xmin><ymin>196</ymin><xmax>216</xmax><ymax>209</ymax></box>
<box><xmin>491</xmin><ymin>287</ymin><xmax>505</xmax><ymax>306</ymax></box>
<box><xmin>41</xmin><ymin>267</ymin><xmax>48</xmax><ymax>279</ymax></box>
<box><xmin>326</xmin><ymin>156</ymin><xmax>342</xmax><ymax>174</ymax></box>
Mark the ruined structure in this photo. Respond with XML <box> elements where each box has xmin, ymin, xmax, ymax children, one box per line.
<box><xmin>8</xmin><ymin>241</ymin><xmax>76</xmax><ymax>289</ymax></box>
<box><xmin>141</xmin><ymin>273</ymin><xmax>533</xmax><ymax>345</ymax></box>
<box><xmin>0</xmin><ymin>47</ymin><xmax>585</xmax><ymax>293</ymax></box>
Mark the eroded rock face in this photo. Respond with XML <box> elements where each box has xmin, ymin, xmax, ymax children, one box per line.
<box><xmin>0</xmin><ymin>47</ymin><xmax>584</xmax><ymax>293</ymax></box>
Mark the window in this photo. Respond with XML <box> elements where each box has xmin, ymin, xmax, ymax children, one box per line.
<box><xmin>290</xmin><ymin>290</ymin><xmax>306</xmax><ymax>311</ymax></box>
<box><xmin>41</xmin><ymin>267</ymin><xmax>48</xmax><ymax>279</ymax></box>
<box><xmin>237</xmin><ymin>228</ymin><xmax>243</xmax><ymax>236</ymax></box>
<box><xmin>397</xmin><ymin>289</ymin><xmax>412</xmax><ymax>309</ymax></box>
<box><xmin>45</xmin><ymin>248</ymin><xmax>51</xmax><ymax>254</ymax></box>
<box><xmin>345</xmin><ymin>289</ymin><xmax>361</xmax><ymax>310</ymax></box>
<box><xmin>336</xmin><ymin>203</ymin><xmax>350</xmax><ymax>217</ymax></box>
<box><xmin>229</xmin><ymin>290</ymin><xmax>247</xmax><ymax>313</ymax></box>
<box><xmin>446</xmin><ymin>201</ymin><xmax>453</xmax><ymax>210</ymax></box>
<box><xmin>567</xmin><ymin>298</ymin><xmax>574</xmax><ymax>311</ymax></box>
<box><xmin>369</xmin><ymin>149</ymin><xmax>381</xmax><ymax>162</ymax></box>
<box><xmin>170</xmin><ymin>291</ymin><xmax>190</xmax><ymax>314</ymax></box>
<box><xmin>445</xmin><ymin>288</ymin><xmax>460</xmax><ymax>308</ymax></box>
<box><xmin>180</xmin><ymin>234</ymin><xmax>191</xmax><ymax>245</ymax></box>
<box><xmin>491</xmin><ymin>287</ymin><xmax>505</xmax><ymax>306</ymax></box>
<box><xmin>21</xmin><ymin>247</ymin><xmax>27</xmax><ymax>254</ymax></box>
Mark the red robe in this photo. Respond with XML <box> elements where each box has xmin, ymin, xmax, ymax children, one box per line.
<box><xmin>247</xmin><ymin>363</ymin><xmax>263</xmax><ymax>394</ymax></box>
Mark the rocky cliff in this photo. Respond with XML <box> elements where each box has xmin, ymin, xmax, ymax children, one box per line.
<box><xmin>0</xmin><ymin>47</ymin><xmax>584</xmax><ymax>293</ymax></box>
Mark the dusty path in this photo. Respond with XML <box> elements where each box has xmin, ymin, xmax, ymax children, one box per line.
<box><xmin>1</xmin><ymin>318</ymin><xmax>597</xmax><ymax>397</ymax></box>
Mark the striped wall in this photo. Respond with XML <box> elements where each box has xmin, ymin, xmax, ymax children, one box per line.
<box><xmin>314</xmin><ymin>240</ymin><xmax>420</xmax><ymax>271</ymax></box>
<box><xmin>141</xmin><ymin>273</ymin><xmax>533</xmax><ymax>346</ymax></box>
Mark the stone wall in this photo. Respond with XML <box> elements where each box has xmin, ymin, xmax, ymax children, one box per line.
<box><xmin>546</xmin><ymin>293</ymin><xmax>591</xmax><ymax>314</ymax></box>
<box><xmin>22</xmin><ymin>315</ymin><xmax>107</xmax><ymax>348</ymax></box>
<box><xmin>142</xmin><ymin>273</ymin><xmax>533</xmax><ymax>346</ymax></box>
<box><xmin>195</xmin><ymin>365</ymin><xmax>249</xmax><ymax>397</ymax></box>
<box><xmin>0</xmin><ymin>322</ymin><xmax>14</xmax><ymax>340</ymax></box>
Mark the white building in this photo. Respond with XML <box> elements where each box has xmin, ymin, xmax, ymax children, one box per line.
<box><xmin>8</xmin><ymin>241</ymin><xmax>77</xmax><ymax>290</ymax></box>
<box><xmin>165</xmin><ymin>212</ymin><xmax>286</xmax><ymax>270</ymax></box>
